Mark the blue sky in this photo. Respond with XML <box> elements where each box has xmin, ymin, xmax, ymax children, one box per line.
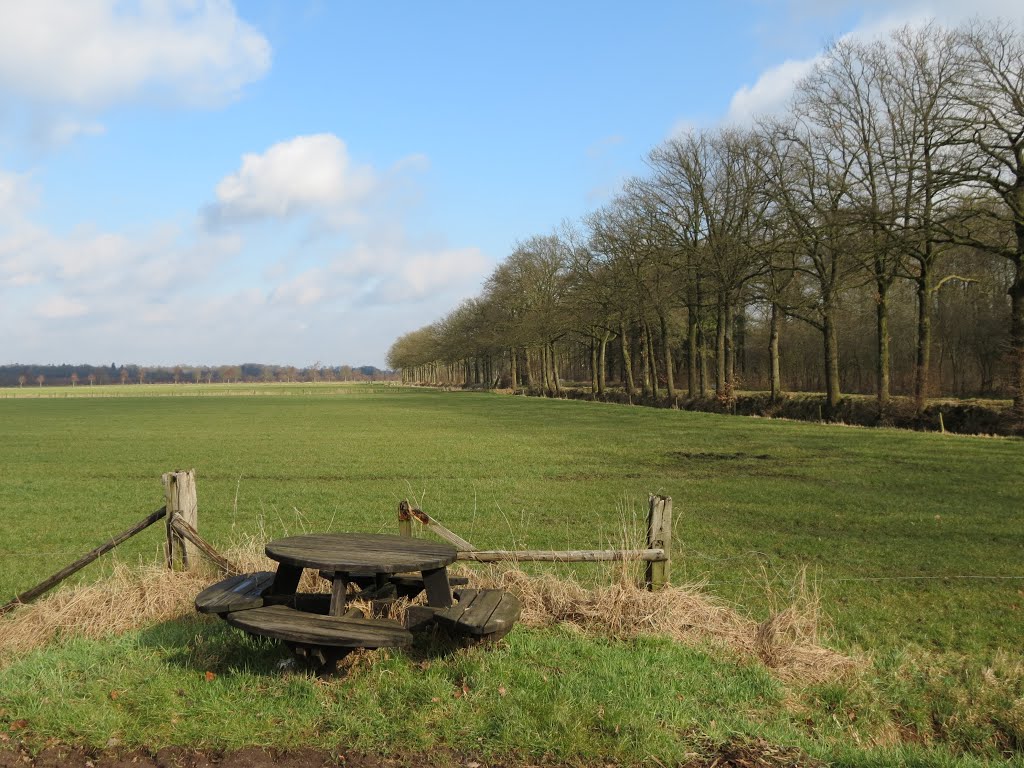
<box><xmin>0</xmin><ymin>0</ymin><xmax>1017</xmax><ymax>368</ymax></box>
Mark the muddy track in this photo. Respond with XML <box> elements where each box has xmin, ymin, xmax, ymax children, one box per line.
<box><xmin>0</xmin><ymin>741</ymin><xmax>826</xmax><ymax>768</ymax></box>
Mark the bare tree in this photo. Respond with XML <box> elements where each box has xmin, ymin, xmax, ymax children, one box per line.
<box><xmin>944</xmin><ymin>21</ymin><xmax>1024</xmax><ymax>417</ymax></box>
<box><xmin>762</xmin><ymin>116</ymin><xmax>863</xmax><ymax>413</ymax></box>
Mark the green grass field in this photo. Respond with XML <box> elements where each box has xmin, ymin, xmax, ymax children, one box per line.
<box><xmin>1</xmin><ymin>385</ymin><xmax>1022</xmax><ymax>765</ymax></box>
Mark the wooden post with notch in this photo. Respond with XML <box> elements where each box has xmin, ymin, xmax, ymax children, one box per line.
<box><xmin>163</xmin><ymin>469</ymin><xmax>198</xmax><ymax>570</ymax></box>
<box><xmin>645</xmin><ymin>494</ymin><xmax>672</xmax><ymax>590</ymax></box>
<box><xmin>398</xmin><ymin>499</ymin><xmax>413</xmax><ymax>537</ymax></box>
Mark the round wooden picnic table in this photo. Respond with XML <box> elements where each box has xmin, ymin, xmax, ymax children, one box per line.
<box><xmin>265</xmin><ymin>532</ymin><xmax>458</xmax><ymax>616</ymax></box>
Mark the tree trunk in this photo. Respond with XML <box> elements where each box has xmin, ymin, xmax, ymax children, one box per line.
<box><xmin>1010</xmin><ymin>251</ymin><xmax>1024</xmax><ymax>419</ymax></box>
<box><xmin>550</xmin><ymin>343</ymin><xmax>562</xmax><ymax>396</ymax></box>
<box><xmin>724</xmin><ymin>307</ymin><xmax>735</xmax><ymax>394</ymax></box>
<box><xmin>686</xmin><ymin>304</ymin><xmax>699</xmax><ymax>397</ymax></box>
<box><xmin>876</xmin><ymin>279</ymin><xmax>891</xmax><ymax>407</ymax></box>
<box><xmin>645</xmin><ymin>321</ymin><xmax>660</xmax><ymax>398</ymax></box>
<box><xmin>823</xmin><ymin>309</ymin><xmax>841</xmax><ymax>414</ymax></box>
<box><xmin>640</xmin><ymin>323</ymin><xmax>652</xmax><ymax>398</ymax></box>
<box><xmin>525</xmin><ymin>348</ymin><xmax>535</xmax><ymax>390</ymax></box>
<box><xmin>769</xmin><ymin>302</ymin><xmax>782</xmax><ymax>400</ymax></box>
<box><xmin>509</xmin><ymin>348</ymin><xmax>518</xmax><ymax>390</ymax></box>
<box><xmin>659</xmin><ymin>312</ymin><xmax>675</xmax><ymax>400</ymax></box>
<box><xmin>715</xmin><ymin>299</ymin><xmax>727</xmax><ymax>397</ymax></box>
<box><xmin>542</xmin><ymin>345</ymin><xmax>553</xmax><ymax>395</ymax></box>
<box><xmin>598</xmin><ymin>330</ymin><xmax>609</xmax><ymax>396</ymax></box>
<box><xmin>914</xmin><ymin>273</ymin><xmax>931</xmax><ymax>413</ymax></box>
<box><xmin>621</xmin><ymin>320</ymin><xmax>635</xmax><ymax>397</ymax></box>
<box><xmin>590</xmin><ymin>337</ymin><xmax>599</xmax><ymax>394</ymax></box>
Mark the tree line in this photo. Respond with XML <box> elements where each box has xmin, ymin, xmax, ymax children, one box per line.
<box><xmin>0</xmin><ymin>363</ymin><xmax>395</xmax><ymax>388</ymax></box>
<box><xmin>388</xmin><ymin>20</ymin><xmax>1024</xmax><ymax>419</ymax></box>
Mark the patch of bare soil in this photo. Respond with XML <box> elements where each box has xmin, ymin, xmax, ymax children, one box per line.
<box><xmin>0</xmin><ymin>740</ymin><xmax>826</xmax><ymax>768</ymax></box>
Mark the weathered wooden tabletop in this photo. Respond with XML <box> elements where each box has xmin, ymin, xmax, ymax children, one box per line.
<box><xmin>265</xmin><ymin>532</ymin><xmax>457</xmax><ymax>575</ymax></box>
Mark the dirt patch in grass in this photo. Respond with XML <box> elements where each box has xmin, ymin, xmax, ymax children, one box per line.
<box><xmin>0</xmin><ymin>739</ymin><xmax>826</xmax><ymax>768</ymax></box>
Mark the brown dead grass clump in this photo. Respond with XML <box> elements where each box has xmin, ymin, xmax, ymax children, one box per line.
<box><xmin>466</xmin><ymin>564</ymin><xmax>856</xmax><ymax>684</ymax></box>
<box><xmin>0</xmin><ymin>561</ymin><xmax>211</xmax><ymax>658</ymax></box>
<box><xmin>0</xmin><ymin>543</ymin><xmax>855</xmax><ymax>684</ymax></box>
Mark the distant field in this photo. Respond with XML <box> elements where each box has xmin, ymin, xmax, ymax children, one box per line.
<box><xmin>1</xmin><ymin>384</ymin><xmax>1022</xmax><ymax>764</ymax></box>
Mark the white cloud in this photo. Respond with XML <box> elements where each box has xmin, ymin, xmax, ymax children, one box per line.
<box><xmin>726</xmin><ymin>57</ymin><xmax>821</xmax><ymax>125</ymax></box>
<box><xmin>0</xmin><ymin>0</ymin><xmax>270</xmax><ymax>109</ymax></box>
<box><xmin>207</xmin><ymin>134</ymin><xmax>378</xmax><ymax>226</ymax></box>
<box><xmin>716</xmin><ymin>1</ymin><xmax>1024</xmax><ymax>128</ymax></box>
<box><xmin>0</xmin><ymin>130</ymin><xmax>490</xmax><ymax>367</ymax></box>
<box><xmin>269</xmin><ymin>241</ymin><xmax>491</xmax><ymax>310</ymax></box>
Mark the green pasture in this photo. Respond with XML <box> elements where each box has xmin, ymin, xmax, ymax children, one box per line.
<box><xmin>1</xmin><ymin>385</ymin><xmax>1022</xmax><ymax>765</ymax></box>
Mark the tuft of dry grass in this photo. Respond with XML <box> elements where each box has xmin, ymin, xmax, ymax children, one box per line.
<box><xmin>0</xmin><ymin>541</ymin><xmax>855</xmax><ymax>684</ymax></box>
<box><xmin>0</xmin><ymin>561</ymin><xmax>211</xmax><ymax>658</ymax></box>
<box><xmin>464</xmin><ymin>563</ymin><xmax>855</xmax><ymax>684</ymax></box>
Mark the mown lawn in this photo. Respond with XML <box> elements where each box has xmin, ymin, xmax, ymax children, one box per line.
<box><xmin>1</xmin><ymin>385</ymin><xmax>1021</xmax><ymax>765</ymax></box>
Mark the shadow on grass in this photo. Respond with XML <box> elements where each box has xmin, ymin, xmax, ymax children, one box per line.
<box><xmin>135</xmin><ymin>614</ymin><xmax>488</xmax><ymax>679</ymax></box>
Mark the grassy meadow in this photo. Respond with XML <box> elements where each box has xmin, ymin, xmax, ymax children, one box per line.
<box><xmin>0</xmin><ymin>384</ymin><xmax>1022</xmax><ymax>765</ymax></box>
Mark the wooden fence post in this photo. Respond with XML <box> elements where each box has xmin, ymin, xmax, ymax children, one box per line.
<box><xmin>645</xmin><ymin>494</ymin><xmax>672</xmax><ymax>590</ymax></box>
<box><xmin>163</xmin><ymin>469</ymin><xmax>198</xmax><ymax>570</ymax></box>
<box><xmin>398</xmin><ymin>500</ymin><xmax>413</xmax><ymax>537</ymax></box>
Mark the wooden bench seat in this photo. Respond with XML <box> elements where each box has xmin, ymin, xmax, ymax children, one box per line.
<box><xmin>432</xmin><ymin>589</ymin><xmax>521</xmax><ymax>638</ymax></box>
<box><xmin>225</xmin><ymin>604</ymin><xmax>413</xmax><ymax>648</ymax></box>
<box><xmin>194</xmin><ymin>571</ymin><xmax>276</xmax><ymax>615</ymax></box>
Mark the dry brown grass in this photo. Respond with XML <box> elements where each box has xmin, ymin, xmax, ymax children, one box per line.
<box><xmin>0</xmin><ymin>540</ymin><xmax>855</xmax><ymax>684</ymax></box>
<box><xmin>464</xmin><ymin>563</ymin><xmax>855</xmax><ymax>684</ymax></box>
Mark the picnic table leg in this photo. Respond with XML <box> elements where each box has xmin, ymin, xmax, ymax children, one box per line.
<box><xmin>269</xmin><ymin>564</ymin><xmax>303</xmax><ymax>596</ymax></box>
<box><xmin>329</xmin><ymin>572</ymin><xmax>349</xmax><ymax>616</ymax></box>
<box><xmin>421</xmin><ymin>567</ymin><xmax>453</xmax><ymax>608</ymax></box>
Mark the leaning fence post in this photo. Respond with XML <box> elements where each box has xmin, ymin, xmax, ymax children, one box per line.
<box><xmin>645</xmin><ymin>494</ymin><xmax>672</xmax><ymax>590</ymax></box>
<box><xmin>162</xmin><ymin>469</ymin><xmax>198</xmax><ymax>570</ymax></box>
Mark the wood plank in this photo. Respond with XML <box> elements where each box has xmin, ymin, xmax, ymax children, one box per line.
<box><xmin>266</xmin><ymin>533</ymin><xmax>457</xmax><ymax>574</ymax></box>
<box><xmin>262</xmin><ymin>592</ymin><xmax>332</xmax><ymax>613</ymax></box>
<box><xmin>170</xmin><ymin>514</ymin><xmax>238</xmax><ymax>574</ymax></box>
<box><xmin>404</xmin><ymin>605</ymin><xmax>439</xmax><ymax>632</ymax></box>
<box><xmin>645</xmin><ymin>495</ymin><xmax>672</xmax><ymax>590</ymax></box>
<box><xmin>268</xmin><ymin>564</ymin><xmax>303</xmax><ymax>595</ymax></box>
<box><xmin>162</xmin><ymin>470</ymin><xmax>198</xmax><ymax>570</ymax></box>
<box><xmin>194</xmin><ymin>571</ymin><xmax>275</xmax><ymax>614</ymax></box>
<box><xmin>434</xmin><ymin>589</ymin><xmax>521</xmax><ymax>637</ymax></box>
<box><xmin>457</xmin><ymin>548</ymin><xmax>665</xmax><ymax>563</ymax></box>
<box><xmin>459</xmin><ymin>589</ymin><xmax>506</xmax><ymax>631</ymax></box>
<box><xmin>1</xmin><ymin>507</ymin><xmax>168</xmax><ymax>616</ymax></box>
<box><xmin>421</xmin><ymin>567</ymin><xmax>453</xmax><ymax>608</ymax></box>
<box><xmin>433</xmin><ymin>589</ymin><xmax>479</xmax><ymax>626</ymax></box>
<box><xmin>407</xmin><ymin>507</ymin><xmax>477</xmax><ymax>551</ymax></box>
<box><xmin>226</xmin><ymin>605</ymin><xmax>412</xmax><ymax>648</ymax></box>
<box><xmin>329</xmin><ymin>574</ymin><xmax>348</xmax><ymax>616</ymax></box>
<box><xmin>481</xmin><ymin>593</ymin><xmax>522</xmax><ymax>638</ymax></box>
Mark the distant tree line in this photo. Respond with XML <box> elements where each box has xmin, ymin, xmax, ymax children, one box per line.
<box><xmin>388</xmin><ymin>21</ymin><xmax>1024</xmax><ymax>418</ymax></box>
<box><xmin>0</xmin><ymin>363</ymin><xmax>396</xmax><ymax>388</ymax></box>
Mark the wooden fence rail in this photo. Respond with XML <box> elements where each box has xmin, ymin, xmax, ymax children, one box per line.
<box><xmin>0</xmin><ymin>506</ymin><xmax>168</xmax><ymax>616</ymax></box>
<box><xmin>399</xmin><ymin>494</ymin><xmax>674</xmax><ymax>589</ymax></box>
<box><xmin>2</xmin><ymin>469</ymin><xmax>237</xmax><ymax>616</ymax></box>
<box><xmin>457</xmin><ymin>548</ymin><xmax>666</xmax><ymax>563</ymax></box>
